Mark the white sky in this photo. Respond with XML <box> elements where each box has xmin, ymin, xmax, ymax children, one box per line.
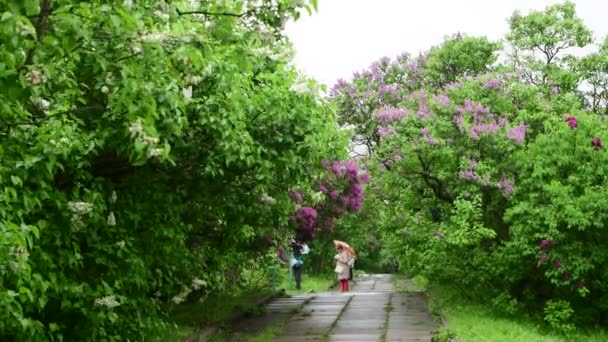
<box><xmin>285</xmin><ymin>0</ymin><xmax>608</xmax><ymax>88</ymax></box>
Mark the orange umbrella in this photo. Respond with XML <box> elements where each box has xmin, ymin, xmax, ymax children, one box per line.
<box><xmin>333</xmin><ymin>240</ymin><xmax>356</xmax><ymax>258</ymax></box>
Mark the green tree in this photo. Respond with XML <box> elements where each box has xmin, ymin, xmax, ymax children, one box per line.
<box><xmin>507</xmin><ymin>1</ymin><xmax>592</xmax><ymax>86</ymax></box>
<box><xmin>577</xmin><ymin>37</ymin><xmax>608</xmax><ymax>114</ymax></box>
<box><xmin>425</xmin><ymin>34</ymin><xmax>502</xmax><ymax>87</ymax></box>
<box><xmin>0</xmin><ymin>0</ymin><xmax>346</xmax><ymax>340</ymax></box>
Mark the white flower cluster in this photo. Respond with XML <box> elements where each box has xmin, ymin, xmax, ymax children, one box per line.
<box><xmin>70</xmin><ymin>215</ymin><xmax>86</xmax><ymax>231</ymax></box>
<box><xmin>128</xmin><ymin>119</ymin><xmax>144</xmax><ymax>137</ymax></box>
<box><xmin>49</xmin><ymin>137</ymin><xmax>70</xmax><ymax>148</ymax></box>
<box><xmin>255</xmin><ymin>42</ymin><xmax>295</xmax><ymax>62</ymax></box>
<box><xmin>171</xmin><ymin>278</ymin><xmax>208</xmax><ymax>304</ymax></box>
<box><xmin>70</xmin><ymin>284</ymin><xmax>84</xmax><ymax>294</ymax></box>
<box><xmin>290</xmin><ymin>78</ymin><xmax>315</xmax><ymax>95</ymax></box>
<box><xmin>68</xmin><ymin>201</ymin><xmax>93</xmax><ymax>215</ymax></box>
<box><xmin>94</xmin><ymin>295</ymin><xmax>120</xmax><ymax>309</ymax></box>
<box><xmin>31</xmin><ymin>97</ymin><xmax>50</xmax><ymax>114</ymax></box>
<box><xmin>16</xmin><ymin>20</ymin><xmax>34</xmax><ymax>37</ymax></box>
<box><xmin>107</xmin><ymin>212</ymin><xmax>116</xmax><ymax>226</ymax></box>
<box><xmin>153</xmin><ymin>10</ymin><xmax>170</xmax><ymax>21</ymax></box>
<box><xmin>182</xmin><ymin>86</ymin><xmax>192</xmax><ymax>101</ymax></box>
<box><xmin>12</xmin><ymin>246</ymin><xmax>29</xmax><ymax>260</ymax></box>
<box><xmin>192</xmin><ymin>278</ymin><xmax>207</xmax><ymax>290</ymax></box>
<box><xmin>184</xmin><ymin>75</ymin><xmax>203</xmax><ymax>85</ymax></box>
<box><xmin>128</xmin><ymin>119</ymin><xmax>165</xmax><ymax>159</ymax></box>
<box><xmin>171</xmin><ymin>290</ymin><xmax>189</xmax><ymax>304</ymax></box>
<box><xmin>141</xmin><ymin>32</ymin><xmax>168</xmax><ymax>43</ymax></box>
<box><xmin>260</xmin><ymin>193</ymin><xmax>276</xmax><ymax>205</ymax></box>
<box><xmin>27</xmin><ymin>68</ymin><xmax>45</xmax><ymax>86</ymax></box>
<box><xmin>147</xmin><ymin>148</ymin><xmax>163</xmax><ymax>158</ymax></box>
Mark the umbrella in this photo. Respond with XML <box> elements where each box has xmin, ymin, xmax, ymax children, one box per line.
<box><xmin>333</xmin><ymin>240</ymin><xmax>356</xmax><ymax>258</ymax></box>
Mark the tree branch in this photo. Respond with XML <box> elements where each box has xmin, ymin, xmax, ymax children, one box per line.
<box><xmin>176</xmin><ymin>8</ymin><xmax>247</xmax><ymax>18</ymax></box>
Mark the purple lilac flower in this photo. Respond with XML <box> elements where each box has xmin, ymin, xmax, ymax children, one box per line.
<box><xmin>376</xmin><ymin>106</ymin><xmax>408</xmax><ymax>122</ymax></box>
<box><xmin>378</xmin><ymin>84</ymin><xmax>400</xmax><ymax>100</ymax></box>
<box><xmin>562</xmin><ymin>271</ymin><xmax>570</xmax><ymax>280</ymax></box>
<box><xmin>459</xmin><ymin>170</ymin><xmax>480</xmax><ymax>181</ymax></box>
<box><xmin>553</xmin><ymin>259</ymin><xmax>562</xmax><ymax>269</ymax></box>
<box><xmin>483</xmin><ymin>78</ymin><xmax>500</xmax><ymax>89</ymax></box>
<box><xmin>551</xmin><ymin>86</ymin><xmax>560</xmax><ymax>95</ymax></box>
<box><xmin>565</xmin><ymin>116</ymin><xmax>577</xmax><ymax>129</ymax></box>
<box><xmin>539</xmin><ymin>253</ymin><xmax>548</xmax><ymax>263</ymax></box>
<box><xmin>329</xmin><ymin>78</ymin><xmax>350</xmax><ymax>97</ymax></box>
<box><xmin>444</xmin><ymin>81</ymin><xmax>463</xmax><ymax>90</ymax></box>
<box><xmin>454</xmin><ymin>111</ymin><xmax>465</xmax><ymax>132</ymax></box>
<box><xmin>506</xmin><ymin>122</ymin><xmax>526</xmax><ymax>144</ymax></box>
<box><xmin>593</xmin><ymin>137</ymin><xmax>602</xmax><ymax>150</ymax></box>
<box><xmin>498</xmin><ymin>116</ymin><xmax>508</xmax><ymax>128</ymax></box>
<box><xmin>496</xmin><ymin>173</ymin><xmax>515</xmax><ymax>197</ymax></box>
<box><xmin>344</xmin><ymin>160</ymin><xmax>359</xmax><ymax>180</ymax></box>
<box><xmin>290</xmin><ymin>206</ymin><xmax>318</xmax><ymax>231</ymax></box>
<box><xmin>433</xmin><ymin>94</ymin><xmax>451</xmax><ymax>107</ymax></box>
<box><xmin>469</xmin><ymin>159</ymin><xmax>478</xmax><ymax>169</ymax></box>
<box><xmin>421</xmin><ymin>127</ymin><xmax>434</xmax><ymax>145</ymax></box>
<box><xmin>288</xmin><ymin>191</ymin><xmax>303</xmax><ymax>203</ymax></box>
<box><xmin>577</xmin><ymin>280</ymin><xmax>586</xmax><ymax>288</ymax></box>
<box><xmin>330</xmin><ymin>161</ymin><xmax>342</xmax><ymax>174</ymax></box>
<box><xmin>378</xmin><ymin>125</ymin><xmax>397</xmax><ymax>137</ymax></box>
<box><xmin>539</xmin><ymin>240</ymin><xmax>549</xmax><ymax>249</ymax></box>
<box><xmin>417</xmin><ymin>90</ymin><xmax>429</xmax><ymax>119</ymax></box>
<box><xmin>359</xmin><ymin>173</ymin><xmax>370</xmax><ymax>183</ymax></box>
<box><xmin>325</xmin><ymin>217</ymin><xmax>334</xmax><ymax>230</ymax></box>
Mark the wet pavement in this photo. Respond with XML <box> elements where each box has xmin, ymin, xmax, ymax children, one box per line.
<box><xmin>224</xmin><ymin>274</ymin><xmax>437</xmax><ymax>342</ymax></box>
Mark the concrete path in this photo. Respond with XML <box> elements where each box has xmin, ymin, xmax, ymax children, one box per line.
<box><xmin>224</xmin><ymin>274</ymin><xmax>437</xmax><ymax>342</ymax></box>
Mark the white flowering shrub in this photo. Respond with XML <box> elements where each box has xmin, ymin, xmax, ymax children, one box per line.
<box><xmin>0</xmin><ymin>0</ymin><xmax>342</xmax><ymax>340</ymax></box>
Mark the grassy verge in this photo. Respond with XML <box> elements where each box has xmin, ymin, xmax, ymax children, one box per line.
<box><xmin>278</xmin><ymin>272</ymin><xmax>336</xmax><ymax>295</ymax></box>
<box><xmin>158</xmin><ymin>289</ymin><xmax>277</xmax><ymax>341</ymax></box>
<box><xmin>424</xmin><ymin>280</ymin><xmax>608</xmax><ymax>342</ymax></box>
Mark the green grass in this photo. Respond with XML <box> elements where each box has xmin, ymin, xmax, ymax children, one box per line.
<box><xmin>427</xmin><ymin>282</ymin><xmax>608</xmax><ymax>342</ymax></box>
<box><xmin>248</xmin><ymin>324</ymin><xmax>284</xmax><ymax>342</ymax></box>
<box><xmin>158</xmin><ymin>289</ymin><xmax>276</xmax><ymax>341</ymax></box>
<box><xmin>278</xmin><ymin>272</ymin><xmax>336</xmax><ymax>295</ymax></box>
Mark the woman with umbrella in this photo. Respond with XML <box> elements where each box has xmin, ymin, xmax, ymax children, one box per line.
<box><xmin>333</xmin><ymin>240</ymin><xmax>356</xmax><ymax>292</ymax></box>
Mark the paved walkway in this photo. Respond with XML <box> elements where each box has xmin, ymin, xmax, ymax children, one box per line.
<box><xmin>225</xmin><ymin>274</ymin><xmax>437</xmax><ymax>341</ymax></box>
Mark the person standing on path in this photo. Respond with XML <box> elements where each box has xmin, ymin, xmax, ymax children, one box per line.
<box><xmin>333</xmin><ymin>240</ymin><xmax>356</xmax><ymax>292</ymax></box>
<box><xmin>289</xmin><ymin>239</ymin><xmax>308</xmax><ymax>290</ymax></box>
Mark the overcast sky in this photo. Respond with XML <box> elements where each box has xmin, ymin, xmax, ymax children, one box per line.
<box><xmin>284</xmin><ymin>0</ymin><xmax>608</xmax><ymax>88</ymax></box>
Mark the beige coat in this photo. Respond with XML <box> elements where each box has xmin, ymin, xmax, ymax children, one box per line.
<box><xmin>334</xmin><ymin>250</ymin><xmax>354</xmax><ymax>280</ymax></box>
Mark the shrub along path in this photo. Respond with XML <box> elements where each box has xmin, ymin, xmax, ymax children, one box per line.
<box><xmin>221</xmin><ymin>274</ymin><xmax>437</xmax><ymax>341</ymax></box>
